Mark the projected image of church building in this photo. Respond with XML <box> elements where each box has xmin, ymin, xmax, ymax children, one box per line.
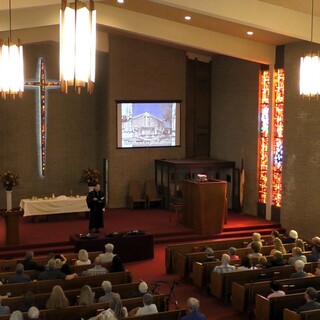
<box><xmin>120</xmin><ymin>102</ymin><xmax>178</xmax><ymax>148</ymax></box>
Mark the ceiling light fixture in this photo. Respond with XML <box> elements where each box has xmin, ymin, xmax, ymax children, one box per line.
<box><xmin>0</xmin><ymin>0</ymin><xmax>24</xmax><ymax>99</ymax></box>
<box><xmin>300</xmin><ymin>0</ymin><xmax>320</xmax><ymax>96</ymax></box>
<box><xmin>184</xmin><ymin>16</ymin><xmax>191</xmax><ymax>21</ymax></box>
<box><xmin>247</xmin><ymin>31</ymin><xmax>253</xmax><ymax>36</ymax></box>
<box><xmin>60</xmin><ymin>0</ymin><xmax>96</xmax><ymax>94</ymax></box>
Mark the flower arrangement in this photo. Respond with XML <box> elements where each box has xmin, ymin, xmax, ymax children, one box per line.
<box><xmin>0</xmin><ymin>171</ymin><xmax>20</xmax><ymax>191</ymax></box>
<box><xmin>80</xmin><ymin>168</ymin><xmax>100</xmax><ymax>186</ymax></box>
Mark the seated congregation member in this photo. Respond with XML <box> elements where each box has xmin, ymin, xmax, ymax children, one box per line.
<box><xmin>248</xmin><ymin>241</ymin><xmax>263</xmax><ymax>259</ymax></box>
<box><xmin>10</xmin><ymin>311</ymin><xmax>23</xmax><ymax>320</ymax></box>
<box><xmin>270</xmin><ymin>238</ymin><xmax>286</xmax><ymax>256</ymax></box>
<box><xmin>204</xmin><ymin>247</ymin><xmax>217</xmax><ymax>262</ymax></box>
<box><xmin>38</xmin><ymin>259</ymin><xmax>77</xmax><ymax>280</ymax></box>
<box><xmin>98</xmin><ymin>243</ymin><xmax>115</xmax><ymax>263</ymax></box>
<box><xmin>98</xmin><ymin>281</ymin><xmax>115</xmax><ymax>303</ymax></box>
<box><xmin>94</xmin><ymin>293</ymin><xmax>128</xmax><ymax>319</ymax></box>
<box><xmin>8</xmin><ymin>263</ymin><xmax>31</xmax><ymax>283</ymax></box>
<box><xmin>270</xmin><ymin>230</ymin><xmax>280</xmax><ymax>243</ymax></box>
<box><xmin>181</xmin><ymin>297</ymin><xmax>206</xmax><ymax>320</ymax></box>
<box><xmin>267</xmin><ymin>280</ymin><xmax>285</xmax><ymax>299</ymax></box>
<box><xmin>83</xmin><ymin>257</ymin><xmax>108</xmax><ymax>276</ymax></box>
<box><xmin>131</xmin><ymin>281</ymin><xmax>149</xmax><ymax>298</ymax></box>
<box><xmin>78</xmin><ymin>285</ymin><xmax>95</xmax><ymax>307</ymax></box>
<box><xmin>295</xmin><ymin>238</ymin><xmax>306</xmax><ymax>252</ymax></box>
<box><xmin>228</xmin><ymin>247</ymin><xmax>239</xmax><ymax>261</ymax></box>
<box><xmin>246</xmin><ymin>232</ymin><xmax>263</xmax><ymax>249</ymax></box>
<box><xmin>236</xmin><ymin>256</ymin><xmax>254</xmax><ymax>271</ymax></box>
<box><xmin>55</xmin><ymin>254</ymin><xmax>72</xmax><ymax>275</ymax></box>
<box><xmin>288</xmin><ymin>247</ymin><xmax>307</xmax><ymax>265</ymax></box>
<box><xmin>109</xmin><ymin>255</ymin><xmax>125</xmax><ymax>273</ymax></box>
<box><xmin>297</xmin><ymin>287</ymin><xmax>320</xmax><ymax>313</ymax></box>
<box><xmin>0</xmin><ymin>294</ymin><xmax>11</xmax><ymax>316</ymax></box>
<box><xmin>18</xmin><ymin>251</ymin><xmax>45</xmax><ymax>271</ymax></box>
<box><xmin>213</xmin><ymin>254</ymin><xmax>236</xmax><ymax>273</ymax></box>
<box><xmin>314</xmin><ymin>261</ymin><xmax>320</xmax><ymax>276</ymax></box>
<box><xmin>18</xmin><ymin>291</ymin><xmax>35</xmax><ymax>312</ymax></box>
<box><xmin>266</xmin><ymin>251</ymin><xmax>287</xmax><ymax>268</ymax></box>
<box><xmin>28</xmin><ymin>306</ymin><xmax>42</xmax><ymax>320</ymax></box>
<box><xmin>307</xmin><ymin>237</ymin><xmax>320</xmax><ymax>262</ymax></box>
<box><xmin>45</xmin><ymin>285</ymin><xmax>70</xmax><ymax>309</ymax></box>
<box><xmin>75</xmin><ymin>249</ymin><xmax>91</xmax><ymax>266</ymax></box>
<box><xmin>290</xmin><ymin>260</ymin><xmax>309</xmax><ymax>279</ymax></box>
<box><xmin>255</xmin><ymin>256</ymin><xmax>268</xmax><ymax>269</ymax></box>
<box><xmin>283</xmin><ymin>229</ymin><xmax>298</xmax><ymax>244</ymax></box>
<box><xmin>136</xmin><ymin>293</ymin><xmax>158</xmax><ymax>316</ymax></box>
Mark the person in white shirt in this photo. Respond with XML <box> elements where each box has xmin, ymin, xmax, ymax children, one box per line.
<box><xmin>267</xmin><ymin>280</ymin><xmax>285</xmax><ymax>299</ymax></box>
<box><xmin>136</xmin><ymin>293</ymin><xmax>158</xmax><ymax>316</ymax></box>
<box><xmin>213</xmin><ymin>254</ymin><xmax>236</xmax><ymax>273</ymax></box>
<box><xmin>98</xmin><ymin>243</ymin><xmax>115</xmax><ymax>264</ymax></box>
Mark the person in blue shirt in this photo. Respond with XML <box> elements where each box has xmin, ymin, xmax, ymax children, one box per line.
<box><xmin>182</xmin><ymin>297</ymin><xmax>206</xmax><ymax>320</ymax></box>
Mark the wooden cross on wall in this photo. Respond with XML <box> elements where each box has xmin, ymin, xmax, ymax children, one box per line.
<box><xmin>25</xmin><ymin>58</ymin><xmax>60</xmax><ymax>176</ymax></box>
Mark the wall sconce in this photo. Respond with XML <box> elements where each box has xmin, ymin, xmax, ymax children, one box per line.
<box><xmin>60</xmin><ymin>0</ymin><xmax>96</xmax><ymax>94</ymax></box>
<box><xmin>0</xmin><ymin>0</ymin><xmax>24</xmax><ymax>99</ymax></box>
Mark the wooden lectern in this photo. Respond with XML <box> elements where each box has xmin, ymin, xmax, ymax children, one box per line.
<box><xmin>182</xmin><ymin>180</ymin><xmax>227</xmax><ymax>235</ymax></box>
<box><xmin>1</xmin><ymin>209</ymin><xmax>22</xmax><ymax>245</ymax></box>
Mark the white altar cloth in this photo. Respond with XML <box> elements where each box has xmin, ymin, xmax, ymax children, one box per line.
<box><xmin>19</xmin><ymin>196</ymin><xmax>88</xmax><ymax>217</ymax></box>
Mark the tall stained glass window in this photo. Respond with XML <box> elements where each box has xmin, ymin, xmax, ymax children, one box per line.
<box><xmin>258</xmin><ymin>69</ymin><xmax>284</xmax><ymax>207</ymax></box>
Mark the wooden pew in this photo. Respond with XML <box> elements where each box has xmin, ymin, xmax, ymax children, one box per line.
<box><xmin>0</xmin><ymin>251</ymin><xmax>103</xmax><ymax>272</ymax></box>
<box><xmin>0</xmin><ymin>262</ymin><xmax>113</xmax><ymax>283</ymax></box>
<box><xmin>0</xmin><ymin>294</ymin><xmax>171</xmax><ymax>320</ymax></box>
<box><xmin>192</xmin><ymin>259</ymin><xmax>240</xmax><ymax>288</ymax></box>
<box><xmin>255</xmin><ymin>292</ymin><xmax>313</xmax><ymax>320</ymax></box>
<box><xmin>210</xmin><ymin>263</ymin><xmax>317</xmax><ymax>303</ymax></box>
<box><xmin>175</xmin><ymin>242</ymin><xmax>295</xmax><ymax>279</ymax></box>
<box><xmin>232</xmin><ymin>273</ymin><xmax>320</xmax><ymax>313</ymax></box>
<box><xmin>1</xmin><ymin>282</ymin><xmax>141</xmax><ymax>311</ymax></box>
<box><xmin>176</xmin><ymin>247</ymin><xmax>251</xmax><ymax>279</ymax></box>
<box><xmin>193</xmin><ymin>251</ymin><xmax>311</xmax><ymax>289</ymax></box>
<box><xmin>0</xmin><ymin>271</ymin><xmax>132</xmax><ymax>297</ymax></box>
<box><xmin>284</xmin><ymin>308</ymin><xmax>320</xmax><ymax>320</ymax></box>
<box><xmin>165</xmin><ymin>235</ymin><xmax>274</xmax><ymax>273</ymax></box>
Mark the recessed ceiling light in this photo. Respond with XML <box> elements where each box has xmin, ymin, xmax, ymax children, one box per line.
<box><xmin>185</xmin><ymin>16</ymin><xmax>191</xmax><ymax>21</ymax></box>
<box><xmin>117</xmin><ymin>0</ymin><xmax>124</xmax><ymax>3</ymax></box>
<box><xmin>247</xmin><ymin>31</ymin><xmax>254</xmax><ymax>36</ymax></box>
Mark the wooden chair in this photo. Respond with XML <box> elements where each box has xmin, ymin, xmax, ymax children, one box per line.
<box><xmin>145</xmin><ymin>179</ymin><xmax>163</xmax><ymax>208</ymax></box>
<box><xmin>127</xmin><ymin>180</ymin><xmax>146</xmax><ymax>209</ymax></box>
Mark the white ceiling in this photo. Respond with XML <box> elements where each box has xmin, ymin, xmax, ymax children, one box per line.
<box><xmin>0</xmin><ymin>0</ymin><xmax>317</xmax><ymax>64</ymax></box>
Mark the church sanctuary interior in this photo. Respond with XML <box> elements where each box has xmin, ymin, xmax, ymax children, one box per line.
<box><xmin>1</xmin><ymin>1</ymin><xmax>320</xmax><ymax>320</ymax></box>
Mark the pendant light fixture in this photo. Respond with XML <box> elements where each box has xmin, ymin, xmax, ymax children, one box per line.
<box><xmin>60</xmin><ymin>0</ymin><xmax>96</xmax><ymax>94</ymax></box>
<box><xmin>300</xmin><ymin>0</ymin><xmax>320</xmax><ymax>96</ymax></box>
<box><xmin>0</xmin><ymin>0</ymin><xmax>24</xmax><ymax>99</ymax></box>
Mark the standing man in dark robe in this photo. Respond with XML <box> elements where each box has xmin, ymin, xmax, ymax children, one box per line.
<box><xmin>86</xmin><ymin>183</ymin><xmax>106</xmax><ymax>233</ymax></box>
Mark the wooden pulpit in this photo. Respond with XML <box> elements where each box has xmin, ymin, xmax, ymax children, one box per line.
<box><xmin>182</xmin><ymin>180</ymin><xmax>227</xmax><ymax>235</ymax></box>
<box><xmin>1</xmin><ymin>209</ymin><xmax>22</xmax><ymax>245</ymax></box>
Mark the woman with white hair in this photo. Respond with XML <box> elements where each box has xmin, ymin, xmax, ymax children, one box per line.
<box><xmin>131</xmin><ymin>281</ymin><xmax>148</xmax><ymax>298</ymax></box>
<box><xmin>283</xmin><ymin>230</ymin><xmax>298</xmax><ymax>244</ymax></box>
<box><xmin>28</xmin><ymin>306</ymin><xmax>41</xmax><ymax>320</ymax></box>
<box><xmin>9</xmin><ymin>311</ymin><xmax>23</xmax><ymax>320</ymax></box>
<box><xmin>98</xmin><ymin>281</ymin><xmax>115</xmax><ymax>303</ymax></box>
